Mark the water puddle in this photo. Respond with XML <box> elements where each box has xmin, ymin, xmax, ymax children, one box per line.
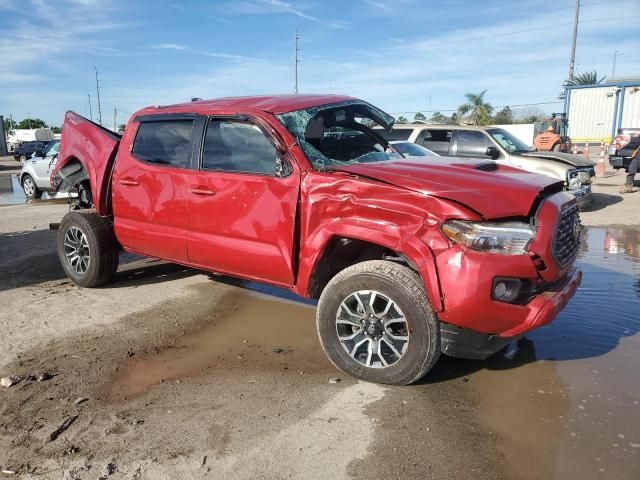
<box><xmin>0</xmin><ymin>174</ymin><xmax>69</xmax><ymax>205</ymax></box>
<box><xmin>468</xmin><ymin>226</ymin><xmax>640</xmax><ymax>479</ymax></box>
<box><xmin>107</xmin><ymin>290</ymin><xmax>328</xmax><ymax>400</ymax></box>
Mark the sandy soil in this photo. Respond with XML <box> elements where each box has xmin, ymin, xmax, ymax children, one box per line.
<box><xmin>1</xmin><ymin>155</ymin><xmax>639</xmax><ymax>479</ymax></box>
<box><xmin>0</xmin><ymin>201</ymin><xmax>499</xmax><ymax>479</ymax></box>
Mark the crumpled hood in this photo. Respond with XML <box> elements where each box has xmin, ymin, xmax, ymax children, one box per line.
<box><xmin>520</xmin><ymin>151</ymin><xmax>596</xmax><ymax>167</ymax></box>
<box><xmin>330</xmin><ymin>157</ymin><xmax>564</xmax><ymax>219</ymax></box>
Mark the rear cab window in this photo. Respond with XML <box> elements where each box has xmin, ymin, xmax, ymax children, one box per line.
<box><xmin>201</xmin><ymin>119</ymin><xmax>281</xmax><ymax>175</ymax></box>
<box><xmin>132</xmin><ymin>119</ymin><xmax>194</xmax><ymax>168</ymax></box>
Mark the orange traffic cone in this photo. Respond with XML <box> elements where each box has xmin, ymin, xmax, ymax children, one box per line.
<box><xmin>596</xmin><ymin>142</ymin><xmax>605</xmax><ymax>177</ymax></box>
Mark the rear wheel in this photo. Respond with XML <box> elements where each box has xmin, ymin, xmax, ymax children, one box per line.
<box><xmin>316</xmin><ymin>260</ymin><xmax>440</xmax><ymax>385</ymax></box>
<box><xmin>57</xmin><ymin>211</ymin><xmax>119</xmax><ymax>287</ymax></box>
<box><xmin>552</xmin><ymin>143</ymin><xmax>561</xmax><ymax>152</ymax></box>
<box><xmin>19</xmin><ymin>154</ymin><xmax>27</xmax><ymax>164</ymax></box>
<box><xmin>21</xmin><ymin>174</ymin><xmax>42</xmax><ymax>199</ymax></box>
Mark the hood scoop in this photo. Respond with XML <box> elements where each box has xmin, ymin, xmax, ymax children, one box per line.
<box><xmin>473</xmin><ymin>162</ymin><xmax>499</xmax><ymax>172</ymax></box>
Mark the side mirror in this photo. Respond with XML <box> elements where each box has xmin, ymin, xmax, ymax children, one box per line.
<box><xmin>34</xmin><ymin>149</ymin><xmax>45</xmax><ymax>158</ymax></box>
<box><xmin>486</xmin><ymin>146</ymin><xmax>500</xmax><ymax>160</ymax></box>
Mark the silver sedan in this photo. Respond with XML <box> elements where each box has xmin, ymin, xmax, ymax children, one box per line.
<box><xmin>19</xmin><ymin>140</ymin><xmax>60</xmax><ymax>198</ymax></box>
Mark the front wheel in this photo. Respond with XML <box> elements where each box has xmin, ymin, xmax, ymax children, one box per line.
<box><xmin>19</xmin><ymin>154</ymin><xmax>27</xmax><ymax>164</ymax></box>
<box><xmin>21</xmin><ymin>174</ymin><xmax>42</xmax><ymax>199</ymax></box>
<box><xmin>316</xmin><ymin>260</ymin><xmax>440</xmax><ymax>385</ymax></box>
<box><xmin>57</xmin><ymin>211</ymin><xmax>119</xmax><ymax>287</ymax></box>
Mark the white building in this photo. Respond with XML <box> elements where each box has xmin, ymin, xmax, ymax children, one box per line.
<box><xmin>564</xmin><ymin>79</ymin><xmax>640</xmax><ymax>144</ymax></box>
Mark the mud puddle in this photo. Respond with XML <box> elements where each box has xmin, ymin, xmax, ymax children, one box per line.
<box><xmin>107</xmin><ymin>290</ymin><xmax>329</xmax><ymax>400</ymax></box>
<box><xmin>466</xmin><ymin>226</ymin><xmax>640</xmax><ymax>479</ymax></box>
<box><xmin>0</xmin><ymin>174</ymin><xmax>71</xmax><ymax>205</ymax></box>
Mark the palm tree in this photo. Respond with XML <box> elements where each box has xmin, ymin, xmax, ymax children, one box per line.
<box><xmin>457</xmin><ymin>90</ymin><xmax>493</xmax><ymax>125</ymax></box>
<box><xmin>565</xmin><ymin>70</ymin><xmax>606</xmax><ymax>86</ymax></box>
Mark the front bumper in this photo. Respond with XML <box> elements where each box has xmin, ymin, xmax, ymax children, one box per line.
<box><xmin>569</xmin><ymin>184</ymin><xmax>592</xmax><ymax>208</ymax></box>
<box><xmin>440</xmin><ymin>268</ymin><xmax>582</xmax><ymax>359</ymax></box>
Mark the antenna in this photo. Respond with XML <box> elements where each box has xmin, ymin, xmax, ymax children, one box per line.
<box><xmin>294</xmin><ymin>29</ymin><xmax>300</xmax><ymax>94</ymax></box>
<box><xmin>95</xmin><ymin>66</ymin><xmax>103</xmax><ymax>125</ymax></box>
<box><xmin>87</xmin><ymin>94</ymin><xmax>93</xmax><ymax>121</ymax></box>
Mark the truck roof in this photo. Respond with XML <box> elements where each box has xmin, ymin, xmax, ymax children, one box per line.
<box><xmin>136</xmin><ymin>94</ymin><xmax>358</xmax><ymax>117</ymax></box>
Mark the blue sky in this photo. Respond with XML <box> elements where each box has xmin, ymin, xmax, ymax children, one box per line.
<box><xmin>1</xmin><ymin>0</ymin><xmax>639</xmax><ymax>128</ymax></box>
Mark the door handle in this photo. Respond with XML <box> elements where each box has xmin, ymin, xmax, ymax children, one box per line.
<box><xmin>118</xmin><ymin>177</ymin><xmax>139</xmax><ymax>186</ymax></box>
<box><xmin>189</xmin><ymin>187</ymin><xmax>216</xmax><ymax>196</ymax></box>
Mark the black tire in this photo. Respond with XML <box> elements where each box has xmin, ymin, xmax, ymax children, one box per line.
<box><xmin>57</xmin><ymin>210</ymin><xmax>119</xmax><ymax>287</ymax></box>
<box><xmin>21</xmin><ymin>174</ymin><xmax>42</xmax><ymax>199</ymax></box>
<box><xmin>316</xmin><ymin>260</ymin><xmax>440</xmax><ymax>385</ymax></box>
<box><xmin>552</xmin><ymin>143</ymin><xmax>561</xmax><ymax>152</ymax></box>
<box><xmin>19</xmin><ymin>154</ymin><xmax>27</xmax><ymax>164</ymax></box>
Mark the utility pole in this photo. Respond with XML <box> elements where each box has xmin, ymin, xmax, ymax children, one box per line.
<box><xmin>612</xmin><ymin>50</ymin><xmax>619</xmax><ymax>79</ymax></box>
<box><xmin>568</xmin><ymin>0</ymin><xmax>580</xmax><ymax>81</ymax></box>
<box><xmin>87</xmin><ymin>94</ymin><xmax>93</xmax><ymax>121</ymax></box>
<box><xmin>95</xmin><ymin>66</ymin><xmax>103</xmax><ymax>125</ymax></box>
<box><xmin>113</xmin><ymin>107</ymin><xmax>117</xmax><ymax>132</ymax></box>
<box><xmin>294</xmin><ymin>29</ymin><xmax>300</xmax><ymax>94</ymax></box>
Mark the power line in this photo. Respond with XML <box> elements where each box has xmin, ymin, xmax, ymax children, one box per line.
<box><xmin>389</xmin><ymin>100</ymin><xmax>563</xmax><ymax>116</ymax></box>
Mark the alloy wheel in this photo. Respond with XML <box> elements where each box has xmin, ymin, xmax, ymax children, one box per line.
<box><xmin>63</xmin><ymin>226</ymin><xmax>90</xmax><ymax>274</ymax></box>
<box><xmin>335</xmin><ymin>290</ymin><xmax>409</xmax><ymax>368</ymax></box>
<box><xmin>22</xmin><ymin>177</ymin><xmax>35</xmax><ymax>197</ymax></box>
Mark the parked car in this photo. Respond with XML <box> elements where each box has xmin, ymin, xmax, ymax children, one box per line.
<box><xmin>19</xmin><ymin>140</ymin><xmax>60</xmax><ymax>198</ymax></box>
<box><xmin>51</xmin><ymin>95</ymin><xmax>582</xmax><ymax>385</ymax></box>
<box><xmin>608</xmin><ymin>128</ymin><xmax>640</xmax><ymax>170</ymax></box>
<box><xmin>13</xmin><ymin>140</ymin><xmax>49</xmax><ymax>164</ymax></box>
<box><xmin>377</xmin><ymin>125</ymin><xmax>595</xmax><ymax>208</ymax></box>
<box><xmin>390</xmin><ymin>140</ymin><xmax>439</xmax><ymax>157</ymax></box>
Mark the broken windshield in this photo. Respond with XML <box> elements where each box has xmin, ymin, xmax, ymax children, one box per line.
<box><xmin>275</xmin><ymin>100</ymin><xmax>401</xmax><ymax>170</ymax></box>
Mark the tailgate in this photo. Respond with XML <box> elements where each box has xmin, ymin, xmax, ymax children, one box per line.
<box><xmin>53</xmin><ymin>111</ymin><xmax>121</xmax><ymax>215</ymax></box>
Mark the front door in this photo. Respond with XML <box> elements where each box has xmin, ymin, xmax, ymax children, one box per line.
<box><xmin>187</xmin><ymin>117</ymin><xmax>299</xmax><ymax>286</ymax></box>
<box><xmin>112</xmin><ymin>116</ymin><xmax>195</xmax><ymax>263</ymax></box>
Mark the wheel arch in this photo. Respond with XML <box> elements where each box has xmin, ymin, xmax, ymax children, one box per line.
<box><xmin>296</xmin><ymin>225</ymin><xmax>443</xmax><ymax>312</ymax></box>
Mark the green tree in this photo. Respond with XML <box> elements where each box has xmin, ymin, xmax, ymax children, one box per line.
<box><xmin>50</xmin><ymin>126</ymin><xmax>62</xmax><ymax>134</ymax></box>
<box><xmin>566</xmin><ymin>70</ymin><xmax>606</xmax><ymax>86</ymax></box>
<box><xmin>492</xmin><ymin>106</ymin><xmax>513</xmax><ymax>124</ymax></box>
<box><xmin>118</xmin><ymin>123</ymin><xmax>127</xmax><ymax>132</ymax></box>
<box><xmin>450</xmin><ymin>112</ymin><xmax>459</xmax><ymax>123</ymax></box>
<box><xmin>396</xmin><ymin>116</ymin><xmax>409</xmax><ymax>124</ymax></box>
<box><xmin>413</xmin><ymin>112</ymin><xmax>426</xmax><ymax>122</ymax></box>
<box><xmin>17</xmin><ymin>118</ymin><xmax>48</xmax><ymax>129</ymax></box>
<box><xmin>457</xmin><ymin>90</ymin><xmax>493</xmax><ymax>125</ymax></box>
<box><xmin>429</xmin><ymin>111</ymin><xmax>447</xmax><ymax>123</ymax></box>
<box><xmin>3</xmin><ymin>118</ymin><xmax>17</xmax><ymax>132</ymax></box>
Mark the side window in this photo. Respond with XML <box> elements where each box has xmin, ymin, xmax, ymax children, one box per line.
<box><xmin>202</xmin><ymin>120</ymin><xmax>278</xmax><ymax>175</ymax></box>
<box><xmin>132</xmin><ymin>120</ymin><xmax>193</xmax><ymax>168</ymax></box>
<box><xmin>422</xmin><ymin>129</ymin><xmax>452</xmax><ymax>154</ymax></box>
<box><xmin>456</xmin><ymin>131</ymin><xmax>492</xmax><ymax>156</ymax></box>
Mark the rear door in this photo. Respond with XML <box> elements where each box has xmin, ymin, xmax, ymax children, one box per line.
<box><xmin>186</xmin><ymin>116</ymin><xmax>299</xmax><ymax>286</ymax></box>
<box><xmin>111</xmin><ymin>115</ymin><xmax>196</xmax><ymax>263</ymax></box>
<box><xmin>421</xmin><ymin>129</ymin><xmax>453</xmax><ymax>155</ymax></box>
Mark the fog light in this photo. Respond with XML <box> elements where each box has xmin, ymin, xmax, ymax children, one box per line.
<box><xmin>492</xmin><ymin>278</ymin><xmax>522</xmax><ymax>303</ymax></box>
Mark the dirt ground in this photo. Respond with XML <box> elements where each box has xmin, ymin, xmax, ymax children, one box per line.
<box><xmin>0</xmin><ymin>178</ymin><xmax>499</xmax><ymax>479</ymax></box>
<box><xmin>1</xmin><ymin>155</ymin><xmax>639</xmax><ymax>479</ymax></box>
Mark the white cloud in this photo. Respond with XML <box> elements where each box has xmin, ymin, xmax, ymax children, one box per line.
<box><xmin>153</xmin><ymin>43</ymin><xmax>187</xmax><ymax>50</ymax></box>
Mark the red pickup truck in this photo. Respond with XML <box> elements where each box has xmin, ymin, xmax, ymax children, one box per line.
<box><xmin>51</xmin><ymin>95</ymin><xmax>582</xmax><ymax>385</ymax></box>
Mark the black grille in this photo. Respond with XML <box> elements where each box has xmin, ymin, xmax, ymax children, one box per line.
<box><xmin>552</xmin><ymin>204</ymin><xmax>581</xmax><ymax>267</ymax></box>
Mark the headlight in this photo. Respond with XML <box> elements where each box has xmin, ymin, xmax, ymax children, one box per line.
<box><xmin>441</xmin><ymin>220</ymin><xmax>536</xmax><ymax>255</ymax></box>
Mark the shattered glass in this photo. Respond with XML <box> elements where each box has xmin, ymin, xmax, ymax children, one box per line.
<box><xmin>276</xmin><ymin>100</ymin><xmax>400</xmax><ymax>170</ymax></box>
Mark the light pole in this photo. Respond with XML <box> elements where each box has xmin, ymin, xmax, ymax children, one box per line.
<box><xmin>568</xmin><ymin>0</ymin><xmax>580</xmax><ymax>81</ymax></box>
